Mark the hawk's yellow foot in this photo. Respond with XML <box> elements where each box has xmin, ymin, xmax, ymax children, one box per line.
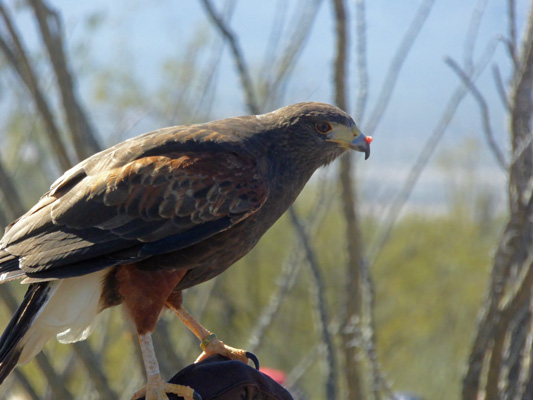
<box><xmin>195</xmin><ymin>332</ymin><xmax>259</xmax><ymax>369</ymax></box>
<box><xmin>167</xmin><ymin>303</ymin><xmax>259</xmax><ymax>369</ymax></box>
<box><xmin>131</xmin><ymin>374</ymin><xmax>201</xmax><ymax>400</ymax></box>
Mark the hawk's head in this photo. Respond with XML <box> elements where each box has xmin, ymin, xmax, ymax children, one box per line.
<box><xmin>259</xmin><ymin>102</ymin><xmax>372</xmax><ymax>164</ymax></box>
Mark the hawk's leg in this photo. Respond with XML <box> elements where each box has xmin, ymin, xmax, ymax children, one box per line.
<box><xmin>115</xmin><ymin>266</ymin><xmax>200</xmax><ymax>400</ymax></box>
<box><xmin>166</xmin><ymin>292</ymin><xmax>251</xmax><ymax>366</ymax></box>
<box><xmin>131</xmin><ymin>333</ymin><xmax>201</xmax><ymax>400</ymax></box>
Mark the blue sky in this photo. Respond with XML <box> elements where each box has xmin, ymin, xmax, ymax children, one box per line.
<box><xmin>5</xmin><ymin>0</ymin><xmax>531</xmax><ymax>213</ymax></box>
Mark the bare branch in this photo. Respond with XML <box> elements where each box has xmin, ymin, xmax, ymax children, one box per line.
<box><xmin>28</xmin><ymin>0</ymin><xmax>101</xmax><ymax>160</ymax></box>
<box><xmin>34</xmin><ymin>352</ymin><xmax>75</xmax><ymax>400</ymax></box>
<box><xmin>364</xmin><ymin>0</ymin><xmax>435</xmax><ymax>136</ymax></box>
<box><xmin>492</xmin><ymin>64</ymin><xmax>511</xmax><ymax>111</ymax></box>
<box><xmin>191</xmin><ymin>1</ymin><xmax>236</xmax><ymax>123</ymax></box>
<box><xmin>499</xmin><ymin>208</ymin><xmax>533</xmax><ymax>323</ymax></box>
<box><xmin>285</xmin><ymin>343</ymin><xmax>323</xmax><ymax>389</ymax></box>
<box><xmin>514</xmin><ymin>299</ymin><xmax>533</xmax><ymax>400</ymax></box>
<box><xmin>261</xmin><ymin>0</ymin><xmax>322</xmax><ymax>110</ymax></box>
<box><xmin>463</xmin><ymin>9</ymin><xmax>533</xmax><ymax>399</ymax></box>
<box><xmin>246</xmin><ymin>247</ymin><xmax>303</xmax><ymax>353</ymax></box>
<box><xmin>71</xmin><ymin>341</ymin><xmax>118</xmax><ymax>399</ymax></box>
<box><xmin>0</xmin><ymin>2</ymin><xmax>72</xmax><ymax>170</ymax></box>
<box><xmin>333</xmin><ymin>0</ymin><xmax>348</xmax><ymax>111</ymax></box>
<box><xmin>0</xmin><ymin>208</ymin><xmax>8</xmax><ymax>231</ymax></box>
<box><xmin>462</xmin><ymin>217</ymin><xmax>525</xmax><ymax>399</ymax></box>
<box><xmin>369</xmin><ymin>37</ymin><xmax>500</xmax><ymax>267</ymax></box>
<box><xmin>507</xmin><ymin>0</ymin><xmax>519</xmax><ymax>67</ymax></box>
<box><xmin>354</xmin><ymin>0</ymin><xmax>369</xmax><ymax>123</ymax></box>
<box><xmin>247</xmin><ymin>188</ymin><xmax>335</xmax><ymax>353</ymax></box>
<box><xmin>331</xmin><ymin>0</ymin><xmax>368</xmax><ymax>398</ymax></box>
<box><xmin>508</xmin><ymin>2</ymin><xmax>533</xmax><ymax>201</ymax></box>
<box><xmin>484</xmin><ymin>250</ymin><xmax>533</xmax><ymax>399</ymax></box>
<box><xmin>257</xmin><ymin>0</ymin><xmax>287</xmax><ymax>106</ymax></box>
<box><xmin>12</xmin><ymin>369</ymin><xmax>40</xmax><ymax>400</ymax></box>
<box><xmin>199</xmin><ymin>0</ymin><xmax>259</xmax><ymax>114</ymax></box>
<box><xmin>445</xmin><ymin>57</ymin><xmax>507</xmax><ymax>170</ymax></box>
<box><xmin>0</xmin><ymin>156</ymin><xmax>25</xmax><ymax>219</ymax></box>
<box><xmin>289</xmin><ymin>207</ymin><xmax>337</xmax><ymax>400</ymax></box>
<box><xmin>463</xmin><ymin>0</ymin><xmax>488</xmax><ymax>73</ymax></box>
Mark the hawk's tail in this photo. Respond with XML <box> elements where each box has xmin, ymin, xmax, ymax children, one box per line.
<box><xmin>0</xmin><ymin>282</ymin><xmax>52</xmax><ymax>384</ymax></box>
<box><xmin>0</xmin><ymin>270</ymin><xmax>106</xmax><ymax>384</ymax></box>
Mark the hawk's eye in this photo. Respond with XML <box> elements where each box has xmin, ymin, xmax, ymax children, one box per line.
<box><xmin>315</xmin><ymin>122</ymin><xmax>333</xmax><ymax>134</ymax></box>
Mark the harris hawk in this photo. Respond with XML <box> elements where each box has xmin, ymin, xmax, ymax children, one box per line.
<box><xmin>0</xmin><ymin>102</ymin><xmax>371</xmax><ymax>400</ymax></box>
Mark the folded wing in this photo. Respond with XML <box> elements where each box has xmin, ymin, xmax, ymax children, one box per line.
<box><xmin>0</xmin><ymin>151</ymin><xmax>268</xmax><ymax>281</ymax></box>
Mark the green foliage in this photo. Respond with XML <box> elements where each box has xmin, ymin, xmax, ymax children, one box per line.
<box><xmin>0</xmin><ymin>5</ymin><xmax>503</xmax><ymax>398</ymax></box>
<box><xmin>373</xmin><ymin>213</ymin><xmax>494</xmax><ymax>400</ymax></box>
<box><xmin>177</xmin><ymin>186</ymin><xmax>498</xmax><ymax>399</ymax></box>
<box><xmin>0</xmin><ymin>177</ymin><xmax>499</xmax><ymax>399</ymax></box>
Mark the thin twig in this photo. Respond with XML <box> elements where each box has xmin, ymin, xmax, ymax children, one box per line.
<box><xmin>332</xmin><ymin>0</ymin><xmax>368</xmax><ymax>399</ymax></box>
<box><xmin>354</xmin><ymin>0</ymin><xmax>369</xmax><ymax>123</ymax></box>
<box><xmin>261</xmin><ymin>0</ymin><xmax>322</xmax><ymax>110</ymax></box>
<box><xmin>507</xmin><ymin>0</ymin><xmax>519</xmax><ymax>68</ymax></box>
<box><xmin>285</xmin><ymin>343</ymin><xmax>324</xmax><ymax>389</ymax></box>
<box><xmin>445</xmin><ymin>57</ymin><xmax>507</xmax><ymax>170</ymax></box>
<box><xmin>35</xmin><ymin>352</ymin><xmax>75</xmax><ymax>400</ymax></box>
<box><xmin>247</xmin><ymin>177</ymin><xmax>335</xmax><ymax>353</ymax></box>
<box><xmin>463</xmin><ymin>0</ymin><xmax>488</xmax><ymax>74</ymax></box>
<box><xmin>28</xmin><ymin>0</ymin><xmax>101</xmax><ymax>161</ymax></box>
<box><xmin>364</xmin><ymin>0</ymin><xmax>435</xmax><ymax>136</ymax></box>
<box><xmin>289</xmin><ymin>207</ymin><xmax>337</xmax><ymax>400</ymax></box>
<box><xmin>12</xmin><ymin>369</ymin><xmax>40</xmax><ymax>400</ymax></box>
<box><xmin>333</xmin><ymin>0</ymin><xmax>348</xmax><ymax>111</ymax></box>
<box><xmin>462</xmin><ymin>8</ymin><xmax>533</xmax><ymax>399</ymax></box>
<box><xmin>191</xmin><ymin>1</ymin><xmax>236</xmax><ymax>123</ymax></box>
<box><xmin>369</xmin><ymin>37</ymin><xmax>500</xmax><ymax>267</ymax></box>
<box><xmin>199</xmin><ymin>0</ymin><xmax>259</xmax><ymax>114</ymax></box>
<box><xmin>0</xmin><ymin>156</ymin><xmax>25</xmax><ymax>219</ymax></box>
<box><xmin>72</xmin><ymin>341</ymin><xmax>118</xmax><ymax>399</ymax></box>
<box><xmin>462</xmin><ymin>215</ymin><xmax>525</xmax><ymax>399</ymax></box>
<box><xmin>258</xmin><ymin>0</ymin><xmax>286</xmax><ymax>106</ymax></box>
<box><xmin>0</xmin><ymin>2</ymin><xmax>72</xmax><ymax>170</ymax></box>
<box><xmin>492</xmin><ymin>64</ymin><xmax>512</xmax><ymax>111</ymax></box>
<box><xmin>0</xmin><ymin>208</ymin><xmax>8</xmax><ymax>231</ymax></box>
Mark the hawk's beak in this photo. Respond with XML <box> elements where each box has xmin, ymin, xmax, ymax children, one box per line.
<box><xmin>327</xmin><ymin>126</ymin><xmax>372</xmax><ymax>160</ymax></box>
<box><xmin>349</xmin><ymin>130</ymin><xmax>372</xmax><ymax>160</ymax></box>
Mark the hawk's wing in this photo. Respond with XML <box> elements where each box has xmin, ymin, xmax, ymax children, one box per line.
<box><xmin>0</xmin><ymin>150</ymin><xmax>268</xmax><ymax>281</ymax></box>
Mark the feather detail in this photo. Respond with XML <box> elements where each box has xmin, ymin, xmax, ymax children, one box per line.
<box><xmin>22</xmin><ymin>270</ymin><xmax>106</xmax><ymax>352</ymax></box>
<box><xmin>0</xmin><ymin>269</ymin><xmax>106</xmax><ymax>382</ymax></box>
<box><xmin>0</xmin><ymin>283</ymin><xmax>53</xmax><ymax>383</ymax></box>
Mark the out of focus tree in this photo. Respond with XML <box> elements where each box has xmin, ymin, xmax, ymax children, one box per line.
<box><xmin>0</xmin><ymin>1</ymin><xmax>530</xmax><ymax>400</ymax></box>
<box><xmin>458</xmin><ymin>2</ymin><xmax>533</xmax><ymax>399</ymax></box>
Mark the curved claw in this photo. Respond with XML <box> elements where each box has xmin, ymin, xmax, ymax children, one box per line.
<box><xmin>245</xmin><ymin>351</ymin><xmax>260</xmax><ymax>370</ymax></box>
<box><xmin>192</xmin><ymin>390</ymin><xmax>203</xmax><ymax>400</ymax></box>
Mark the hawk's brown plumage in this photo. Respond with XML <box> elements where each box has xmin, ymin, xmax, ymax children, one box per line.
<box><xmin>0</xmin><ymin>102</ymin><xmax>371</xmax><ymax>398</ymax></box>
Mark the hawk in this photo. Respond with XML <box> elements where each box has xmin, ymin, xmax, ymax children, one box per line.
<box><xmin>0</xmin><ymin>102</ymin><xmax>371</xmax><ymax>399</ymax></box>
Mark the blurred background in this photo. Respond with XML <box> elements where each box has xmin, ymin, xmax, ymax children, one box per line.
<box><xmin>0</xmin><ymin>0</ymin><xmax>532</xmax><ymax>399</ymax></box>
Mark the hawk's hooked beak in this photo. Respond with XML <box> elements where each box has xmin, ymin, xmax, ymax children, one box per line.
<box><xmin>349</xmin><ymin>130</ymin><xmax>372</xmax><ymax>160</ymax></box>
<box><xmin>327</xmin><ymin>126</ymin><xmax>372</xmax><ymax>160</ymax></box>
